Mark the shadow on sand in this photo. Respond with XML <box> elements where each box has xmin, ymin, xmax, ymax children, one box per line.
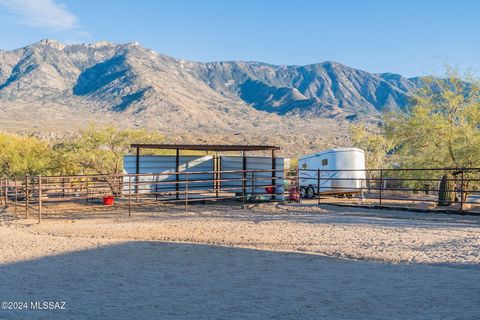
<box><xmin>1</xmin><ymin>241</ymin><xmax>479</xmax><ymax>319</ymax></box>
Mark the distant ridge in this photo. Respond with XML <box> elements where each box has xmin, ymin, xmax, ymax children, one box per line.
<box><xmin>0</xmin><ymin>39</ymin><xmax>421</xmax><ymax>119</ymax></box>
<box><xmin>0</xmin><ymin>39</ymin><xmax>424</xmax><ymax>154</ymax></box>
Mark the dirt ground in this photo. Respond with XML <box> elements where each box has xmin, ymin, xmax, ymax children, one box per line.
<box><xmin>0</xmin><ymin>203</ymin><xmax>479</xmax><ymax>319</ymax></box>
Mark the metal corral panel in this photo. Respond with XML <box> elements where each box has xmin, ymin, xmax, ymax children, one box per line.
<box><xmin>220</xmin><ymin>156</ymin><xmax>285</xmax><ymax>200</ymax></box>
<box><xmin>123</xmin><ymin>155</ymin><xmax>214</xmax><ymax>194</ymax></box>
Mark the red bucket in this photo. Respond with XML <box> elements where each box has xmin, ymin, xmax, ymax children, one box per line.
<box><xmin>288</xmin><ymin>186</ymin><xmax>299</xmax><ymax>201</ymax></box>
<box><xmin>103</xmin><ymin>195</ymin><xmax>115</xmax><ymax>205</ymax></box>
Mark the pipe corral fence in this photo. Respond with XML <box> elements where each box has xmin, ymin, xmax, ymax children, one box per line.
<box><xmin>293</xmin><ymin>167</ymin><xmax>480</xmax><ymax>214</ymax></box>
<box><xmin>0</xmin><ymin>144</ymin><xmax>479</xmax><ymax>222</ymax></box>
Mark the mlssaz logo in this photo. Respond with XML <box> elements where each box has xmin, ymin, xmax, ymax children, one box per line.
<box><xmin>30</xmin><ymin>301</ymin><xmax>66</xmax><ymax>310</ymax></box>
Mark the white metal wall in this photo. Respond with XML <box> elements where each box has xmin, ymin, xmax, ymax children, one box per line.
<box><xmin>123</xmin><ymin>155</ymin><xmax>215</xmax><ymax>194</ymax></box>
<box><xmin>122</xmin><ymin>155</ymin><xmax>285</xmax><ymax>200</ymax></box>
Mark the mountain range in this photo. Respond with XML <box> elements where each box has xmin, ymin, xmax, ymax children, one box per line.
<box><xmin>0</xmin><ymin>39</ymin><xmax>424</xmax><ymax>154</ymax></box>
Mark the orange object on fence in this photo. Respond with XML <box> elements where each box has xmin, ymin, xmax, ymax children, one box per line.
<box><xmin>265</xmin><ymin>186</ymin><xmax>274</xmax><ymax>194</ymax></box>
<box><xmin>103</xmin><ymin>195</ymin><xmax>115</xmax><ymax>205</ymax></box>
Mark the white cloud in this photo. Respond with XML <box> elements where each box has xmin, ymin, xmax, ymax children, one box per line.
<box><xmin>0</xmin><ymin>0</ymin><xmax>78</xmax><ymax>30</ymax></box>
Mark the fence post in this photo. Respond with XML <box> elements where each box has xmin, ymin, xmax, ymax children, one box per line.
<box><xmin>252</xmin><ymin>171</ymin><xmax>256</xmax><ymax>197</ymax></box>
<box><xmin>317</xmin><ymin>169</ymin><xmax>321</xmax><ymax>204</ymax></box>
<box><xmin>241</xmin><ymin>171</ymin><xmax>246</xmax><ymax>208</ymax></box>
<box><xmin>135</xmin><ymin>174</ymin><xmax>139</xmax><ymax>203</ymax></box>
<box><xmin>86</xmin><ymin>179</ymin><xmax>89</xmax><ymax>203</ymax></box>
<box><xmin>379</xmin><ymin>169</ymin><xmax>383</xmax><ymax>206</ymax></box>
<box><xmin>4</xmin><ymin>177</ymin><xmax>8</xmax><ymax>205</ymax></box>
<box><xmin>1</xmin><ymin>177</ymin><xmax>3</xmax><ymax>205</ymax></box>
<box><xmin>460</xmin><ymin>170</ymin><xmax>464</xmax><ymax>213</ymax></box>
<box><xmin>14</xmin><ymin>179</ymin><xmax>17</xmax><ymax>215</ymax></box>
<box><xmin>184</xmin><ymin>172</ymin><xmax>189</xmax><ymax>212</ymax></box>
<box><xmin>242</xmin><ymin>171</ymin><xmax>246</xmax><ymax>204</ymax></box>
<box><xmin>128</xmin><ymin>175</ymin><xmax>132</xmax><ymax>217</ymax></box>
<box><xmin>38</xmin><ymin>175</ymin><xmax>42</xmax><ymax>223</ymax></box>
<box><xmin>297</xmin><ymin>168</ymin><xmax>301</xmax><ymax>204</ymax></box>
<box><xmin>25</xmin><ymin>176</ymin><xmax>29</xmax><ymax>219</ymax></box>
<box><xmin>215</xmin><ymin>157</ymin><xmax>220</xmax><ymax>198</ymax></box>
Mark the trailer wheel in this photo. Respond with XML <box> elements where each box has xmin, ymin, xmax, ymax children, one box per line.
<box><xmin>307</xmin><ymin>186</ymin><xmax>315</xmax><ymax>199</ymax></box>
<box><xmin>299</xmin><ymin>187</ymin><xmax>307</xmax><ymax>199</ymax></box>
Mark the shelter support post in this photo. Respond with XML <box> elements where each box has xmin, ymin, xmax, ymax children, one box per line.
<box><xmin>135</xmin><ymin>147</ymin><xmax>140</xmax><ymax>196</ymax></box>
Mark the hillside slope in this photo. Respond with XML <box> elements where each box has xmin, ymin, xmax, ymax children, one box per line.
<box><xmin>0</xmin><ymin>40</ymin><xmax>421</xmax><ymax>155</ymax></box>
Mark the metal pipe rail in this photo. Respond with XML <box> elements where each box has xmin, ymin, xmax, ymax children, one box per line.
<box><xmin>3</xmin><ymin>167</ymin><xmax>480</xmax><ymax>223</ymax></box>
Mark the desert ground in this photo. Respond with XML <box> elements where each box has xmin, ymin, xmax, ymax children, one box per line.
<box><xmin>0</xmin><ymin>203</ymin><xmax>479</xmax><ymax>319</ymax></box>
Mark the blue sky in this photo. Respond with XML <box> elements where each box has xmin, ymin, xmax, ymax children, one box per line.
<box><xmin>0</xmin><ymin>0</ymin><xmax>478</xmax><ymax>77</ymax></box>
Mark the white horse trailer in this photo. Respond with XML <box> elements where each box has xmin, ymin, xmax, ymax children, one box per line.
<box><xmin>298</xmin><ymin>148</ymin><xmax>366</xmax><ymax>198</ymax></box>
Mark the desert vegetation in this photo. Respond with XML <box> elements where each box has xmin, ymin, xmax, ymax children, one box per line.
<box><xmin>1</xmin><ymin>71</ymin><xmax>478</xmax><ymax>180</ymax></box>
<box><xmin>0</xmin><ymin>125</ymin><xmax>164</xmax><ymax>178</ymax></box>
<box><xmin>350</xmin><ymin>70</ymin><xmax>480</xmax><ymax>199</ymax></box>
<box><xmin>351</xmin><ymin>69</ymin><xmax>480</xmax><ymax>170</ymax></box>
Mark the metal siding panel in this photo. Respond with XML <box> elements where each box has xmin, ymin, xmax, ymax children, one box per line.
<box><xmin>123</xmin><ymin>155</ymin><xmax>214</xmax><ymax>194</ymax></box>
<box><xmin>123</xmin><ymin>155</ymin><xmax>284</xmax><ymax>200</ymax></box>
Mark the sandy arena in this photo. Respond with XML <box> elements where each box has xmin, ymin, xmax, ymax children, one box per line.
<box><xmin>1</xmin><ymin>203</ymin><xmax>479</xmax><ymax>319</ymax></box>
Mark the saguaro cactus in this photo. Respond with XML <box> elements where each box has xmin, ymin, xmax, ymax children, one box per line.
<box><xmin>438</xmin><ymin>173</ymin><xmax>456</xmax><ymax>206</ymax></box>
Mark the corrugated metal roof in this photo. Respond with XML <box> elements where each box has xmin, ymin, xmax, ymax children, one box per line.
<box><xmin>131</xmin><ymin>144</ymin><xmax>280</xmax><ymax>151</ymax></box>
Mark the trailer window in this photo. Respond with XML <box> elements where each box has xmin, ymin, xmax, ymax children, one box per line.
<box><xmin>302</xmin><ymin>162</ymin><xmax>307</xmax><ymax>169</ymax></box>
<box><xmin>322</xmin><ymin>159</ymin><xmax>328</xmax><ymax>166</ymax></box>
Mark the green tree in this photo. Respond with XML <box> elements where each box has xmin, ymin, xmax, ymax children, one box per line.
<box><xmin>352</xmin><ymin>69</ymin><xmax>480</xmax><ymax>199</ymax></box>
<box><xmin>0</xmin><ymin>133</ymin><xmax>56</xmax><ymax>177</ymax></box>
<box><xmin>349</xmin><ymin>122</ymin><xmax>393</xmax><ymax>169</ymax></box>
<box><xmin>384</xmin><ymin>70</ymin><xmax>480</xmax><ymax>199</ymax></box>
<box><xmin>384</xmin><ymin>70</ymin><xmax>480</xmax><ymax>169</ymax></box>
<box><xmin>57</xmin><ymin>125</ymin><xmax>164</xmax><ymax>194</ymax></box>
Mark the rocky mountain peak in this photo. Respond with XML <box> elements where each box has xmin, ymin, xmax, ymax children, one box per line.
<box><xmin>36</xmin><ymin>39</ymin><xmax>66</xmax><ymax>50</ymax></box>
<box><xmin>0</xmin><ymin>39</ymin><xmax>423</xmax><ymax>131</ymax></box>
